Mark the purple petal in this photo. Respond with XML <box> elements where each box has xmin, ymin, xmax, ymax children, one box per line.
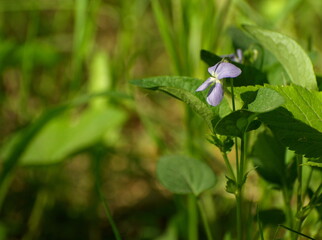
<box><xmin>216</xmin><ymin>62</ymin><xmax>241</xmax><ymax>79</ymax></box>
<box><xmin>196</xmin><ymin>78</ymin><xmax>212</xmax><ymax>91</ymax></box>
<box><xmin>236</xmin><ymin>49</ymin><xmax>243</xmax><ymax>62</ymax></box>
<box><xmin>220</xmin><ymin>53</ymin><xmax>235</xmax><ymax>59</ymax></box>
<box><xmin>208</xmin><ymin>63</ymin><xmax>220</xmax><ymax>76</ymax></box>
<box><xmin>207</xmin><ymin>82</ymin><xmax>224</xmax><ymax>106</ymax></box>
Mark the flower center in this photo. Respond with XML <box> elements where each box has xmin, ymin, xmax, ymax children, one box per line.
<box><xmin>210</xmin><ymin>75</ymin><xmax>221</xmax><ymax>84</ymax></box>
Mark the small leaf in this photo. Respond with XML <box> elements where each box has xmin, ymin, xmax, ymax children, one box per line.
<box><xmin>303</xmin><ymin>161</ymin><xmax>322</xmax><ymax>168</ymax></box>
<box><xmin>215</xmin><ymin>110</ymin><xmax>258</xmax><ymax>137</ymax></box>
<box><xmin>225</xmin><ymin>176</ymin><xmax>237</xmax><ymax>194</ymax></box>
<box><xmin>156</xmin><ymin>155</ymin><xmax>216</xmax><ymax>196</ymax></box>
<box><xmin>243</xmin><ymin>25</ymin><xmax>317</xmax><ymax>90</ymax></box>
<box><xmin>208</xmin><ymin>135</ymin><xmax>234</xmax><ymax>153</ymax></box>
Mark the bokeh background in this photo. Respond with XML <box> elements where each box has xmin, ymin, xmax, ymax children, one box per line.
<box><xmin>1</xmin><ymin>0</ymin><xmax>322</xmax><ymax>239</ymax></box>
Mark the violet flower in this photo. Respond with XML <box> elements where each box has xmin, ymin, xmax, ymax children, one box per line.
<box><xmin>196</xmin><ymin>61</ymin><xmax>241</xmax><ymax>106</ymax></box>
<box><xmin>221</xmin><ymin>49</ymin><xmax>243</xmax><ymax>63</ymax></box>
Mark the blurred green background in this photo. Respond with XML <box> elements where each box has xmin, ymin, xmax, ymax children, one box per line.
<box><xmin>1</xmin><ymin>0</ymin><xmax>322</xmax><ymax>239</ymax></box>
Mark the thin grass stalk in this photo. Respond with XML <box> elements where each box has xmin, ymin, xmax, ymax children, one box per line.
<box><xmin>93</xmin><ymin>149</ymin><xmax>122</xmax><ymax>240</ymax></box>
<box><xmin>188</xmin><ymin>194</ymin><xmax>199</xmax><ymax>240</ymax></box>
<box><xmin>197</xmin><ymin>197</ymin><xmax>214</xmax><ymax>240</ymax></box>
<box><xmin>71</xmin><ymin>0</ymin><xmax>88</xmax><ymax>90</ymax></box>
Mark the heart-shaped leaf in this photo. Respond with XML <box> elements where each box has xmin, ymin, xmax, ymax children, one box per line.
<box><xmin>156</xmin><ymin>155</ymin><xmax>216</xmax><ymax>196</ymax></box>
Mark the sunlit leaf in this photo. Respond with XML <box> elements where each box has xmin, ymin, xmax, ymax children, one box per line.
<box><xmin>236</xmin><ymin>84</ymin><xmax>322</xmax><ymax>157</ymax></box>
<box><xmin>156</xmin><ymin>155</ymin><xmax>216</xmax><ymax>196</ymax></box>
<box><xmin>243</xmin><ymin>25</ymin><xmax>317</xmax><ymax>90</ymax></box>
<box><xmin>302</xmin><ymin>161</ymin><xmax>322</xmax><ymax>168</ymax></box>
<box><xmin>19</xmin><ymin>107</ymin><xmax>126</xmax><ymax>165</ymax></box>
<box><xmin>248</xmin><ymin>88</ymin><xmax>285</xmax><ymax>113</ymax></box>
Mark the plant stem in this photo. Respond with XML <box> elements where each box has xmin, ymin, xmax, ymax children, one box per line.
<box><xmin>230</xmin><ymin>77</ymin><xmax>243</xmax><ymax>240</ymax></box>
<box><xmin>240</xmin><ymin>133</ymin><xmax>247</xmax><ymax>182</ymax></box>
<box><xmin>296</xmin><ymin>154</ymin><xmax>303</xmax><ymax>213</ymax></box>
<box><xmin>294</xmin><ymin>154</ymin><xmax>303</xmax><ymax>240</ymax></box>
<box><xmin>235</xmin><ymin>189</ymin><xmax>243</xmax><ymax>240</ymax></box>
<box><xmin>188</xmin><ymin>194</ymin><xmax>199</xmax><ymax>240</ymax></box>
<box><xmin>98</xmin><ymin>188</ymin><xmax>122</xmax><ymax>240</ymax></box>
<box><xmin>197</xmin><ymin>197</ymin><xmax>214</xmax><ymax>240</ymax></box>
<box><xmin>230</xmin><ymin>78</ymin><xmax>236</xmax><ymax>112</ymax></box>
<box><xmin>93</xmin><ymin>149</ymin><xmax>122</xmax><ymax>240</ymax></box>
<box><xmin>222</xmin><ymin>151</ymin><xmax>236</xmax><ymax>182</ymax></box>
<box><xmin>236</xmin><ymin>132</ymin><xmax>247</xmax><ymax>240</ymax></box>
<box><xmin>282</xmin><ymin>185</ymin><xmax>294</xmax><ymax>238</ymax></box>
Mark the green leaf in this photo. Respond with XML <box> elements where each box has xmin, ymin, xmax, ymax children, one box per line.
<box><xmin>215</xmin><ymin>110</ymin><xmax>260</xmax><ymax>137</ymax></box>
<box><xmin>225</xmin><ymin>176</ymin><xmax>237</xmax><ymax>194</ymax></box>
<box><xmin>258</xmin><ymin>85</ymin><xmax>322</xmax><ymax>157</ymax></box>
<box><xmin>0</xmin><ymin>91</ymin><xmax>130</xmax><ymax>170</ymax></box>
<box><xmin>270</xmin><ymin>85</ymin><xmax>322</xmax><ymax>132</ymax></box>
<box><xmin>236</xmin><ymin>84</ymin><xmax>322</xmax><ymax>157</ymax></box>
<box><xmin>131</xmin><ymin>76</ymin><xmax>231</xmax><ymax>130</ymax></box>
<box><xmin>259</xmin><ymin>108</ymin><xmax>322</xmax><ymax>158</ymax></box>
<box><xmin>303</xmin><ymin>161</ymin><xmax>322</xmax><ymax>168</ymax></box>
<box><xmin>19</xmin><ymin>107</ymin><xmax>126</xmax><ymax>165</ymax></box>
<box><xmin>200</xmin><ymin>50</ymin><xmax>222</xmax><ymax>66</ymax></box>
<box><xmin>251</xmin><ymin>129</ymin><xmax>286</xmax><ymax>186</ymax></box>
<box><xmin>248</xmin><ymin>88</ymin><xmax>285</xmax><ymax>113</ymax></box>
<box><xmin>243</xmin><ymin>25</ymin><xmax>317</xmax><ymax>90</ymax></box>
<box><xmin>156</xmin><ymin>155</ymin><xmax>216</xmax><ymax>196</ymax></box>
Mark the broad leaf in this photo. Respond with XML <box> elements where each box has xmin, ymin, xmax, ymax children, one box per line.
<box><xmin>269</xmin><ymin>85</ymin><xmax>322</xmax><ymax>132</ymax></box>
<box><xmin>259</xmin><ymin>108</ymin><xmax>322</xmax><ymax>158</ymax></box>
<box><xmin>236</xmin><ymin>85</ymin><xmax>322</xmax><ymax>157</ymax></box>
<box><xmin>248</xmin><ymin>88</ymin><xmax>285</xmax><ymax>113</ymax></box>
<box><xmin>131</xmin><ymin>76</ymin><xmax>231</xmax><ymax>130</ymax></box>
<box><xmin>243</xmin><ymin>25</ymin><xmax>317</xmax><ymax>90</ymax></box>
<box><xmin>19</xmin><ymin>107</ymin><xmax>126</xmax><ymax>165</ymax></box>
<box><xmin>251</xmin><ymin>129</ymin><xmax>286</xmax><ymax>186</ymax></box>
<box><xmin>156</xmin><ymin>155</ymin><xmax>216</xmax><ymax>196</ymax></box>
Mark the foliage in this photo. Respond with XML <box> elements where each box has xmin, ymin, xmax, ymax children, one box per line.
<box><xmin>1</xmin><ymin>0</ymin><xmax>322</xmax><ymax>240</ymax></box>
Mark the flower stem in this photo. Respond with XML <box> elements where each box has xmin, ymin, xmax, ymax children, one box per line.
<box><xmin>282</xmin><ymin>185</ymin><xmax>294</xmax><ymax>238</ymax></box>
<box><xmin>230</xmin><ymin>78</ymin><xmax>244</xmax><ymax>240</ymax></box>
<box><xmin>236</xmin><ymin>132</ymin><xmax>247</xmax><ymax>240</ymax></box>
<box><xmin>93</xmin><ymin>148</ymin><xmax>122</xmax><ymax>240</ymax></box>
<box><xmin>197</xmin><ymin>197</ymin><xmax>214</xmax><ymax>240</ymax></box>
<box><xmin>230</xmin><ymin>78</ymin><xmax>236</xmax><ymax>111</ymax></box>
<box><xmin>236</xmin><ymin>189</ymin><xmax>243</xmax><ymax>240</ymax></box>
